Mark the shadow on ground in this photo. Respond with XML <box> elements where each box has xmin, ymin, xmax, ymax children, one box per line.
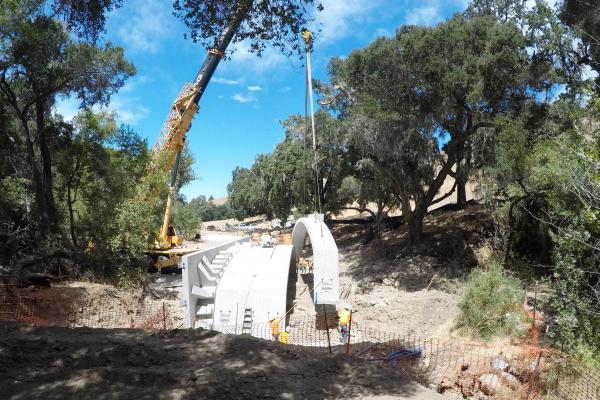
<box><xmin>0</xmin><ymin>322</ymin><xmax>446</xmax><ymax>400</ymax></box>
<box><xmin>332</xmin><ymin>205</ymin><xmax>493</xmax><ymax>293</ymax></box>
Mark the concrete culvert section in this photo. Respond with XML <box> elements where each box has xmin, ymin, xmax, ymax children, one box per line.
<box><xmin>181</xmin><ymin>214</ymin><xmax>341</xmax><ymax>333</ymax></box>
<box><xmin>291</xmin><ymin>214</ymin><xmax>340</xmax><ymax>305</ymax></box>
<box><xmin>181</xmin><ymin>238</ymin><xmax>297</xmax><ymax>331</ymax></box>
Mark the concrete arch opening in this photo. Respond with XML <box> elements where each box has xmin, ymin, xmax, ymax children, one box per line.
<box><xmin>291</xmin><ymin>214</ymin><xmax>340</xmax><ymax>306</ymax></box>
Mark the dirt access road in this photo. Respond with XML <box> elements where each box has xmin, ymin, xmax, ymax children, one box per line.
<box><xmin>0</xmin><ymin>322</ymin><xmax>453</xmax><ymax>400</ymax></box>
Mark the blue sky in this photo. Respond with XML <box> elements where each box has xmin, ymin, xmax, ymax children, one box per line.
<box><xmin>55</xmin><ymin>0</ymin><xmax>470</xmax><ymax>200</ymax></box>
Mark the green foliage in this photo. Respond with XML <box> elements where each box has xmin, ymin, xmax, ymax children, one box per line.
<box><xmin>227</xmin><ymin>162</ymin><xmax>271</xmax><ymax>220</ymax></box>
<box><xmin>0</xmin><ymin>176</ymin><xmax>32</xmax><ymax>228</ymax></box>
<box><xmin>110</xmin><ymin>167</ymin><xmax>168</xmax><ymax>263</ymax></box>
<box><xmin>173</xmin><ymin>200</ymin><xmax>202</xmax><ymax>238</ymax></box>
<box><xmin>560</xmin><ymin>0</ymin><xmax>600</xmax><ymax>85</ymax></box>
<box><xmin>0</xmin><ymin>0</ymin><xmax>123</xmax><ymax>42</ymax></box>
<box><xmin>173</xmin><ymin>0</ymin><xmax>321</xmax><ymax>59</ymax></box>
<box><xmin>481</xmin><ymin>94</ymin><xmax>600</xmax><ymax>354</ymax></box>
<box><xmin>187</xmin><ymin>195</ymin><xmax>233</xmax><ymax>222</ymax></box>
<box><xmin>0</xmin><ymin>176</ymin><xmax>33</xmax><ymax>262</ymax></box>
<box><xmin>327</xmin><ymin>12</ymin><xmax>553</xmax><ymax>242</ymax></box>
<box><xmin>0</xmin><ymin>3</ymin><xmax>134</xmax><ymax>237</ymax></box>
<box><xmin>266</xmin><ymin>138</ymin><xmax>305</xmax><ymax>221</ymax></box>
<box><xmin>541</xmin><ymin>130</ymin><xmax>600</xmax><ymax>354</ymax></box>
<box><xmin>47</xmin><ymin>109</ymin><xmax>178</xmax><ymax>281</ymax></box>
<box><xmin>455</xmin><ymin>260</ymin><xmax>529</xmax><ymax>340</ymax></box>
<box><xmin>227</xmin><ymin>111</ymin><xmax>354</xmax><ymax>221</ymax></box>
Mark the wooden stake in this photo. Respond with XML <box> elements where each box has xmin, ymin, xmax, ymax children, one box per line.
<box><xmin>426</xmin><ymin>273</ymin><xmax>438</xmax><ymax>291</ymax></box>
<box><xmin>323</xmin><ymin>305</ymin><xmax>332</xmax><ymax>353</ymax></box>
<box><xmin>346</xmin><ymin>310</ymin><xmax>353</xmax><ymax>354</ymax></box>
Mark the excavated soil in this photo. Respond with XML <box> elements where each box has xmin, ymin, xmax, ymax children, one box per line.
<box><xmin>290</xmin><ymin>206</ymin><xmax>493</xmax><ymax>338</ymax></box>
<box><xmin>0</xmin><ymin>322</ymin><xmax>451</xmax><ymax>400</ymax></box>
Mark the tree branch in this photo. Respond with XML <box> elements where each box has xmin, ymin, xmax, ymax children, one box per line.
<box><xmin>339</xmin><ymin>206</ymin><xmax>376</xmax><ymax>218</ymax></box>
<box><xmin>430</xmin><ymin>179</ymin><xmax>458</xmax><ymax>206</ymax></box>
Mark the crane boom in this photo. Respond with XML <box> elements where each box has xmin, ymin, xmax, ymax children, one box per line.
<box><xmin>152</xmin><ymin>1</ymin><xmax>251</xmax><ymax>252</ymax></box>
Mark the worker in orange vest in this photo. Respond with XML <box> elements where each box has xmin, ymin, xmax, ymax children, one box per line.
<box><xmin>270</xmin><ymin>316</ymin><xmax>281</xmax><ymax>340</ymax></box>
<box><xmin>338</xmin><ymin>307</ymin><xmax>351</xmax><ymax>343</ymax></box>
<box><xmin>278</xmin><ymin>327</ymin><xmax>289</xmax><ymax>344</ymax></box>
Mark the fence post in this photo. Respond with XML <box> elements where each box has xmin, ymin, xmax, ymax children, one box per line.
<box><xmin>323</xmin><ymin>305</ymin><xmax>332</xmax><ymax>353</ymax></box>
<box><xmin>346</xmin><ymin>310</ymin><xmax>353</xmax><ymax>355</ymax></box>
<box><xmin>527</xmin><ymin>351</ymin><xmax>543</xmax><ymax>400</ymax></box>
<box><xmin>235</xmin><ymin>303</ymin><xmax>239</xmax><ymax>335</ymax></box>
<box><xmin>533</xmin><ymin>282</ymin><xmax>538</xmax><ymax>322</ymax></box>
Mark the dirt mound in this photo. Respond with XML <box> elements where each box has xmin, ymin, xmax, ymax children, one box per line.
<box><xmin>0</xmin><ymin>322</ymin><xmax>451</xmax><ymax>400</ymax></box>
<box><xmin>3</xmin><ymin>282</ymin><xmax>184</xmax><ymax>329</ymax></box>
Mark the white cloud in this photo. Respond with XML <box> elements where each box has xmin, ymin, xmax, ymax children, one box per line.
<box><xmin>212</xmin><ymin>77</ymin><xmax>240</xmax><ymax>85</ymax></box>
<box><xmin>279</xmin><ymin>86</ymin><xmax>292</xmax><ymax>92</ymax></box>
<box><xmin>247</xmin><ymin>85</ymin><xmax>262</xmax><ymax>91</ymax></box>
<box><xmin>54</xmin><ymin>94</ymin><xmax>149</xmax><ymax>125</ymax></box>
<box><xmin>405</xmin><ymin>6</ymin><xmax>441</xmax><ymax>26</ymax></box>
<box><xmin>314</xmin><ymin>0</ymin><xmax>382</xmax><ymax>44</ymax></box>
<box><xmin>118</xmin><ymin>75</ymin><xmax>148</xmax><ymax>94</ymax></box>
<box><xmin>53</xmin><ymin>74</ymin><xmax>150</xmax><ymax>125</ymax></box>
<box><xmin>118</xmin><ymin>0</ymin><xmax>170</xmax><ymax>53</ymax></box>
<box><xmin>53</xmin><ymin>96</ymin><xmax>81</xmax><ymax>121</ymax></box>
<box><xmin>232</xmin><ymin>93</ymin><xmax>257</xmax><ymax>103</ymax></box>
<box><xmin>109</xmin><ymin>96</ymin><xmax>150</xmax><ymax>125</ymax></box>
<box><xmin>226</xmin><ymin>40</ymin><xmax>287</xmax><ymax>74</ymax></box>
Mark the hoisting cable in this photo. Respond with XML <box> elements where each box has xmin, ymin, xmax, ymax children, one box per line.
<box><xmin>303</xmin><ymin>40</ymin><xmax>309</xmax><ymax>213</ymax></box>
<box><xmin>302</xmin><ymin>29</ymin><xmax>322</xmax><ymax>220</ymax></box>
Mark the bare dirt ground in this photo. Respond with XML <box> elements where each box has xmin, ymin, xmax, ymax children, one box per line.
<box><xmin>290</xmin><ymin>205</ymin><xmax>492</xmax><ymax>339</ymax></box>
<box><xmin>0</xmin><ymin>204</ymin><xmax>491</xmax><ymax>400</ymax></box>
<box><xmin>0</xmin><ymin>322</ymin><xmax>453</xmax><ymax>400</ymax></box>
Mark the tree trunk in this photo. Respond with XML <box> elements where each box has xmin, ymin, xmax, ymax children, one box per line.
<box><xmin>407</xmin><ymin>210</ymin><xmax>425</xmax><ymax>245</ymax></box>
<box><xmin>455</xmin><ymin>150</ymin><xmax>470</xmax><ymax>207</ymax></box>
<box><xmin>67</xmin><ymin>185</ymin><xmax>77</xmax><ymax>247</ymax></box>
<box><xmin>400</xmin><ymin>195</ymin><xmax>426</xmax><ymax>245</ymax></box>
<box><xmin>36</xmin><ymin>99</ymin><xmax>58</xmax><ymax>233</ymax></box>
<box><xmin>67</xmin><ymin>157</ymin><xmax>82</xmax><ymax>248</ymax></box>
<box><xmin>457</xmin><ymin>175</ymin><xmax>467</xmax><ymax>207</ymax></box>
<box><xmin>19</xmin><ymin>115</ymin><xmax>50</xmax><ymax>237</ymax></box>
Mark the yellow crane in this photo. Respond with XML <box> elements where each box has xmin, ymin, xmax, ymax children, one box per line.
<box><xmin>148</xmin><ymin>2</ymin><xmax>250</xmax><ymax>269</ymax></box>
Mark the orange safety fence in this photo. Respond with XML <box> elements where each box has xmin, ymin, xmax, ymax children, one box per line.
<box><xmin>1</xmin><ymin>284</ymin><xmax>599</xmax><ymax>400</ymax></box>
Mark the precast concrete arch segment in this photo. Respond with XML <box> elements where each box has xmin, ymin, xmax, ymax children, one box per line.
<box><xmin>292</xmin><ymin>214</ymin><xmax>340</xmax><ymax>304</ymax></box>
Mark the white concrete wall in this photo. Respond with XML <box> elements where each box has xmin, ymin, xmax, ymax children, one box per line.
<box><xmin>180</xmin><ymin>237</ymin><xmax>250</xmax><ymax>328</ymax></box>
<box><xmin>212</xmin><ymin>244</ymin><xmax>294</xmax><ymax>328</ymax></box>
<box><xmin>292</xmin><ymin>214</ymin><xmax>340</xmax><ymax>305</ymax></box>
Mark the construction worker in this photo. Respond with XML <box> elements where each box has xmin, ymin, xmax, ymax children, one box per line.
<box><xmin>278</xmin><ymin>327</ymin><xmax>289</xmax><ymax>344</ymax></box>
<box><xmin>338</xmin><ymin>306</ymin><xmax>351</xmax><ymax>343</ymax></box>
<box><xmin>299</xmin><ymin>258</ymin><xmax>306</xmax><ymax>274</ymax></box>
<box><xmin>270</xmin><ymin>315</ymin><xmax>281</xmax><ymax>341</ymax></box>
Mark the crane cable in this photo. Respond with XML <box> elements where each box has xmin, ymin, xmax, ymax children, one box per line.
<box><xmin>302</xmin><ymin>29</ymin><xmax>322</xmax><ymax>219</ymax></box>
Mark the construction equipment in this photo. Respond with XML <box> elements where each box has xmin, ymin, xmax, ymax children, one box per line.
<box><xmin>148</xmin><ymin>2</ymin><xmax>251</xmax><ymax>269</ymax></box>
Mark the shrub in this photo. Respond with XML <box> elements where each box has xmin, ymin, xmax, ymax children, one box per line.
<box><xmin>454</xmin><ymin>260</ymin><xmax>529</xmax><ymax>340</ymax></box>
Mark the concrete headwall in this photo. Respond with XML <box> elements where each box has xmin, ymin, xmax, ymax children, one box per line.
<box><xmin>180</xmin><ymin>237</ymin><xmax>250</xmax><ymax>328</ymax></box>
